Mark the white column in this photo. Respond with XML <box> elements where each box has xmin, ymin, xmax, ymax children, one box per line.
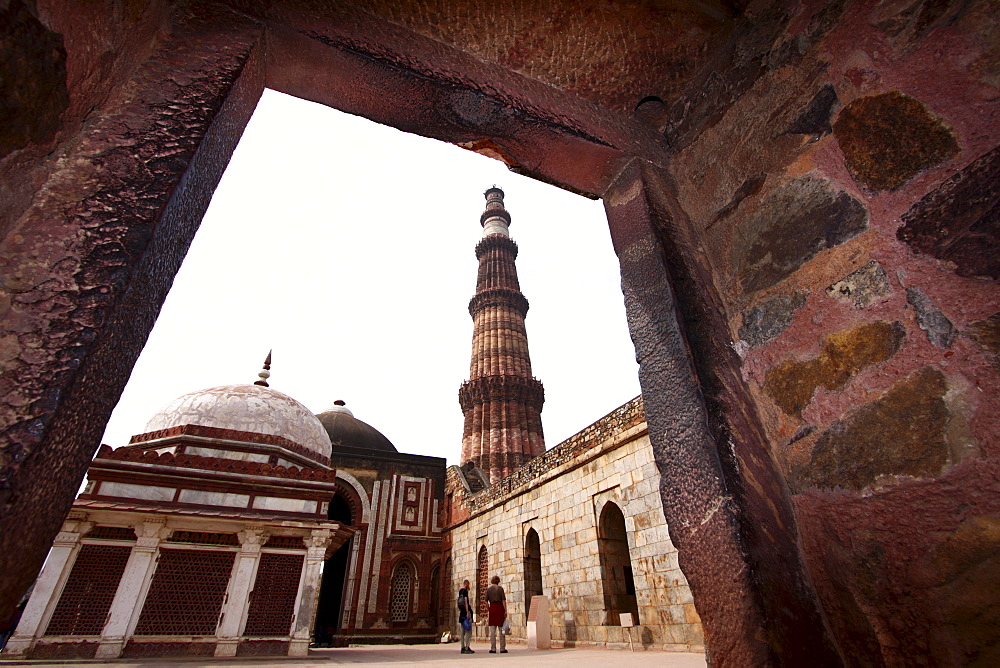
<box><xmin>94</xmin><ymin>518</ymin><xmax>170</xmax><ymax>659</ymax></box>
<box><xmin>214</xmin><ymin>526</ymin><xmax>266</xmax><ymax>657</ymax></box>
<box><xmin>5</xmin><ymin>514</ymin><xmax>93</xmax><ymax>657</ymax></box>
<box><xmin>288</xmin><ymin>528</ymin><xmax>333</xmax><ymax>657</ymax></box>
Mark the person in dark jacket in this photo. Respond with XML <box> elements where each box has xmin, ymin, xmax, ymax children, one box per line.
<box><xmin>457</xmin><ymin>579</ymin><xmax>474</xmax><ymax>654</ymax></box>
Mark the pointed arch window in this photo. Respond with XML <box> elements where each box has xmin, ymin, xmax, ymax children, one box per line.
<box><xmin>524</xmin><ymin>528</ymin><xmax>543</xmax><ymax>618</ymax></box>
<box><xmin>598</xmin><ymin>502</ymin><xmax>640</xmax><ymax>625</ymax></box>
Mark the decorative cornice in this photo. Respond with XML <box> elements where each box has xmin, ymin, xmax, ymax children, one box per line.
<box><xmin>94</xmin><ymin>444</ymin><xmax>339</xmax><ymax>483</ymax></box>
<box><xmin>475</xmin><ymin>234</ymin><xmax>518</xmax><ymax>259</ymax></box>
<box><xmin>129</xmin><ymin>423</ymin><xmax>330</xmax><ymax>467</ymax></box>
<box><xmin>458</xmin><ymin>374</ymin><xmax>545</xmax><ymax>411</ymax></box>
<box><xmin>468</xmin><ymin>288</ymin><xmax>529</xmax><ymax>317</ymax></box>
<box><xmin>479</xmin><ymin>208</ymin><xmax>511</xmax><ymax>225</ymax></box>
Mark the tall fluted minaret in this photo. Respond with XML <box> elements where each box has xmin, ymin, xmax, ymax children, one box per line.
<box><xmin>459</xmin><ymin>187</ymin><xmax>545</xmax><ymax>483</ymax></box>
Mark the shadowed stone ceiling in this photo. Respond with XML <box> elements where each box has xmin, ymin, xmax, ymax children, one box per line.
<box><xmin>349</xmin><ymin>0</ymin><xmax>736</xmax><ymax>113</ymax></box>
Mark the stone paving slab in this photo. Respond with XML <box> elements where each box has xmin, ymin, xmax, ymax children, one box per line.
<box><xmin>1</xmin><ymin>642</ymin><xmax>707</xmax><ymax>667</ymax></box>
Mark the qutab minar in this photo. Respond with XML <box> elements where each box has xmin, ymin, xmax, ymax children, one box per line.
<box><xmin>459</xmin><ymin>187</ymin><xmax>545</xmax><ymax>483</ymax></box>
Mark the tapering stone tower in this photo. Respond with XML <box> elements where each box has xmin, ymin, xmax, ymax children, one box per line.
<box><xmin>459</xmin><ymin>187</ymin><xmax>545</xmax><ymax>483</ymax></box>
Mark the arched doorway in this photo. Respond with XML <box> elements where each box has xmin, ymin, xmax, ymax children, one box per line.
<box><xmin>313</xmin><ymin>491</ymin><xmax>354</xmax><ymax>645</ymax></box>
<box><xmin>597</xmin><ymin>502</ymin><xmax>639</xmax><ymax>625</ymax></box>
<box><xmin>523</xmin><ymin>528</ymin><xmax>543</xmax><ymax>618</ymax></box>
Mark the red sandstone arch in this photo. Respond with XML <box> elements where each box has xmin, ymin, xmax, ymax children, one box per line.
<box><xmin>10</xmin><ymin>2</ymin><xmax>996</xmax><ymax>665</ymax></box>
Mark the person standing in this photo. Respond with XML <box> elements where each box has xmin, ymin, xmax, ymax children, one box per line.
<box><xmin>457</xmin><ymin>579</ymin><xmax>474</xmax><ymax>654</ymax></box>
<box><xmin>486</xmin><ymin>575</ymin><xmax>507</xmax><ymax>654</ymax></box>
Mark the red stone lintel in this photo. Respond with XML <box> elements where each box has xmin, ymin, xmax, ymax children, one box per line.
<box><xmin>128</xmin><ymin>423</ymin><xmax>330</xmax><ymax>467</ymax></box>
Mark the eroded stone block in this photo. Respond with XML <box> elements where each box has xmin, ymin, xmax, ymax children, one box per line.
<box><xmin>736</xmin><ymin>176</ymin><xmax>868</xmax><ymax>294</ymax></box>
<box><xmin>764</xmin><ymin>321</ymin><xmax>906</xmax><ymax>417</ymax></box>
<box><xmin>897</xmin><ymin>145</ymin><xmax>1000</xmax><ymax>279</ymax></box>
<box><xmin>739</xmin><ymin>293</ymin><xmax>807</xmax><ymax>347</ymax></box>
<box><xmin>906</xmin><ymin>287</ymin><xmax>956</xmax><ymax>349</ymax></box>
<box><xmin>826</xmin><ymin>261</ymin><xmax>892</xmax><ymax>308</ymax></box>
<box><xmin>799</xmin><ymin>367</ymin><xmax>949</xmax><ymax>490</ymax></box>
<box><xmin>833</xmin><ymin>91</ymin><xmax>958</xmax><ymax>190</ymax></box>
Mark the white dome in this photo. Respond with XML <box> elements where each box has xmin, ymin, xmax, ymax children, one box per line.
<box><xmin>144</xmin><ymin>384</ymin><xmax>332</xmax><ymax>459</ymax></box>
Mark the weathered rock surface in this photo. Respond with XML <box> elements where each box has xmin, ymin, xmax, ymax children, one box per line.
<box><xmin>907</xmin><ymin>286</ymin><xmax>956</xmax><ymax>349</ymax></box>
<box><xmin>739</xmin><ymin>293</ymin><xmax>806</xmax><ymax>347</ymax></box>
<box><xmin>735</xmin><ymin>176</ymin><xmax>868</xmax><ymax>295</ymax></box>
<box><xmin>897</xmin><ymin>145</ymin><xmax>1000</xmax><ymax>279</ymax></box>
<box><xmin>833</xmin><ymin>91</ymin><xmax>959</xmax><ymax>191</ymax></box>
<box><xmin>826</xmin><ymin>261</ymin><xmax>892</xmax><ymax>308</ymax></box>
<box><xmin>764</xmin><ymin>321</ymin><xmax>906</xmax><ymax>417</ymax></box>
<box><xmin>0</xmin><ymin>1</ymin><xmax>68</xmax><ymax>159</ymax></box>
<box><xmin>786</xmin><ymin>84</ymin><xmax>838</xmax><ymax>139</ymax></box>
<box><xmin>799</xmin><ymin>366</ymin><xmax>949</xmax><ymax>491</ymax></box>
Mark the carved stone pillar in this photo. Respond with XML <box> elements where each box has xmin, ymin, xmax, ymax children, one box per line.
<box><xmin>214</xmin><ymin>526</ymin><xmax>267</xmax><ymax>657</ymax></box>
<box><xmin>4</xmin><ymin>513</ymin><xmax>93</xmax><ymax>656</ymax></box>
<box><xmin>289</xmin><ymin>528</ymin><xmax>332</xmax><ymax>657</ymax></box>
<box><xmin>94</xmin><ymin>518</ymin><xmax>170</xmax><ymax>659</ymax></box>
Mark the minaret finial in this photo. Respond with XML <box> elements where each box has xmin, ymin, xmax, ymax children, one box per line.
<box><xmin>254</xmin><ymin>350</ymin><xmax>272</xmax><ymax>387</ymax></box>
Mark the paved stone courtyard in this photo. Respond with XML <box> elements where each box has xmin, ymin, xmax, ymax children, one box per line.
<box><xmin>1</xmin><ymin>642</ymin><xmax>707</xmax><ymax>667</ymax></box>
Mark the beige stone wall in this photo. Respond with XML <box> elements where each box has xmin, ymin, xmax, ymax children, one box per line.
<box><xmin>448</xmin><ymin>422</ymin><xmax>703</xmax><ymax>651</ymax></box>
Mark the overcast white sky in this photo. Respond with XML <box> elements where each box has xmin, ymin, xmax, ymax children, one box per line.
<box><xmin>101</xmin><ymin>89</ymin><xmax>640</xmax><ymax>465</ymax></box>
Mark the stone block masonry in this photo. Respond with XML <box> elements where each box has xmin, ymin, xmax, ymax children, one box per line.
<box><xmin>447</xmin><ymin>397</ymin><xmax>702</xmax><ymax>652</ymax></box>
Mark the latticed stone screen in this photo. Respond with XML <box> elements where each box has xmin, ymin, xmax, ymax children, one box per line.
<box><xmin>477</xmin><ymin>546</ymin><xmax>489</xmax><ymax>616</ymax></box>
<box><xmin>389</xmin><ymin>563</ymin><xmax>412</xmax><ymax>622</ymax></box>
<box><xmin>243</xmin><ymin>553</ymin><xmax>304</xmax><ymax>636</ymax></box>
<box><xmin>44</xmin><ymin>544</ymin><xmax>132</xmax><ymax>636</ymax></box>
<box><xmin>135</xmin><ymin>548</ymin><xmax>235</xmax><ymax>635</ymax></box>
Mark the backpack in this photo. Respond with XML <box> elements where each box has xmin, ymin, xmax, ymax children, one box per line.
<box><xmin>457</xmin><ymin>593</ymin><xmax>469</xmax><ymax>614</ymax></box>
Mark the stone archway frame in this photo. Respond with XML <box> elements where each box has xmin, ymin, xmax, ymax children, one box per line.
<box><xmin>334</xmin><ymin>470</ymin><xmax>372</xmax><ymax>526</ymax></box>
<box><xmin>0</xmin><ymin>3</ymin><xmax>838</xmax><ymax>664</ymax></box>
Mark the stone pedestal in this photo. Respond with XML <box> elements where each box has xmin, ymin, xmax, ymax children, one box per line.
<box><xmin>526</xmin><ymin>595</ymin><xmax>550</xmax><ymax>650</ymax></box>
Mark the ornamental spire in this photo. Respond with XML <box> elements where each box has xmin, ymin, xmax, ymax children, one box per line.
<box><xmin>459</xmin><ymin>188</ymin><xmax>545</xmax><ymax>483</ymax></box>
<box><xmin>254</xmin><ymin>350</ymin><xmax>272</xmax><ymax>387</ymax></box>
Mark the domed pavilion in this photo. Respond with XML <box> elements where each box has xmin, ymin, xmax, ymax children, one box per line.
<box><xmin>7</xmin><ymin>357</ymin><xmax>446</xmax><ymax>659</ymax></box>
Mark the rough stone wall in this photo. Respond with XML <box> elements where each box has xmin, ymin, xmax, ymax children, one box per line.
<box><xmin>465</xmin><ymin>396</ymin><xmax>645</xmax><ymax>514</ymax></box>
<box><xmin>661</xmin><ymin>0</ymin><xmax>1000</xmax><ymax>664</ymax></box>
<box><xmin>0</xmin><ymin>2</ymin><xmax>266</xmax><ymax>620</ymax></box>
<box><xmin>448</xmin><ymin>422</ymin><xmax>702</xmax><ymax>651</ymax></box>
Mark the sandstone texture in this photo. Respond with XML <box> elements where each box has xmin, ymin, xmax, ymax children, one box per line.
<box><xmin>826</xmin><ymin>261</ymin><xmax>891</xmax><ymax>309</ymax></box>
<box><xmin>799</xmin><ymin>366</ymin><xmax>950</xmax><ymax>491</ymax></box>
<box><xmin>906</xmin><ymin>286</ymin><xmax>956</xmax><ymax>349</ymax></box>
<box><xmin>734</xmin><ymin>176</ymin><xmax>868</xmax><ymax>295</ymax></box>
<box><xmin>833</xmin><ymin>91</ymin><xmax>959</xmax><ymax>191</ymax></box>
<box><xmin>739</xmin><ymin>293</ymin><xmax>806</xmax><ymax>348</ymax></box>
<box><xmin>898</xmin><ymin>145</ymin><xmax>1000</xmax><ymax>279</ymax></box>
<box><xmin>764</xmin><ymin>321</ymin><xmax>906</xmax><ymax>418</ymax></box>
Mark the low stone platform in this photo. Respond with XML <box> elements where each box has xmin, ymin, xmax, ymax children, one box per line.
<box><xmin>1</xmin><ymin>641</ymin><xmax>707</xmax><ymax>667</ymax></box>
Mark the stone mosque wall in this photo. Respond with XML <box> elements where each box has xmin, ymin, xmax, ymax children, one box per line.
<box><xmin>447</xmin><ymin>398</ymin><xmax>703</xmax><ymax>651</ymax></box>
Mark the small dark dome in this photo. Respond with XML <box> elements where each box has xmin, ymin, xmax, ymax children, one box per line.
<box><xmin>315</xmin><ymin>401</ymin><xmax>397</xmax><ymax>453</ymax></box>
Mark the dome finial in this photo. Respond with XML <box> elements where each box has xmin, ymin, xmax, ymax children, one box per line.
<box><xmin>254</xmin><ymin>350</ymin><xmax>272</xmax><ymax>387</ymax></box>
